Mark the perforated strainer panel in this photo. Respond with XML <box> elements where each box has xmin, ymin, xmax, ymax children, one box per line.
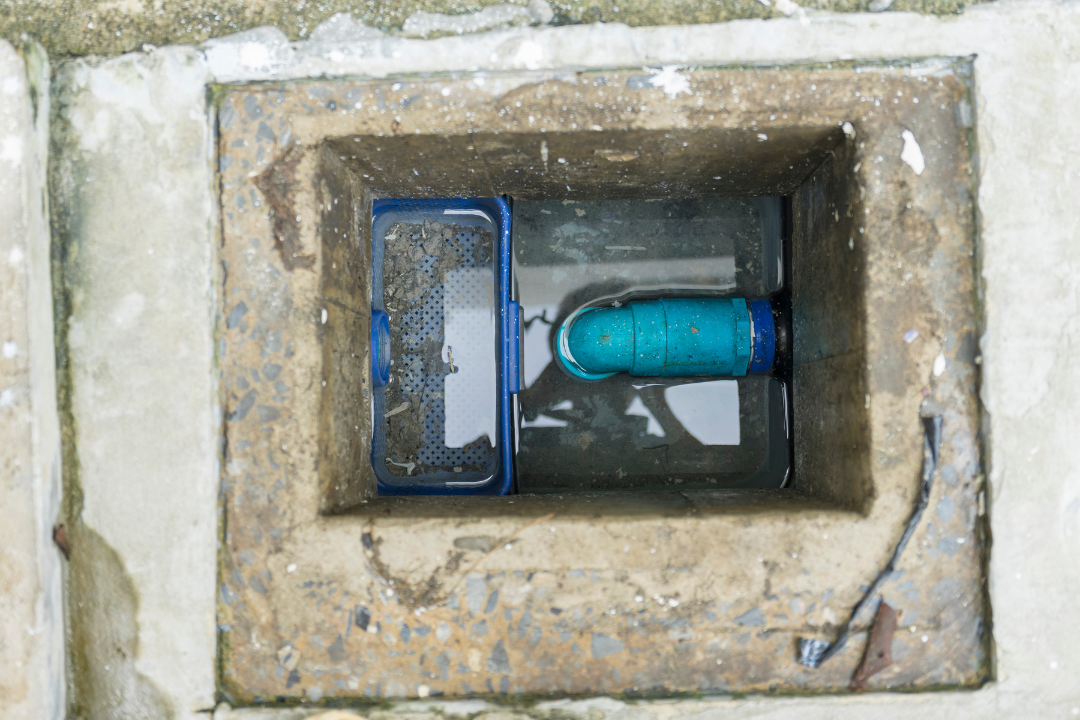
<box><xmin>443</xmin><ymin>266</ymin><xmax>497</xmax><ymax>451</ymax></box>
<box><xmin>400</xmin><ymin>281</ymin><xmax>443</xmax><ymax>351</ymax></box>
<box><xmin>419</xmin><ymin>398</ymin><xmax>493</xmax><ymax>467</ymax></box>
<box><xmin>381</xmin><ymin>220</ymin><xmax>496</xmax><ymax>474</ymax></box>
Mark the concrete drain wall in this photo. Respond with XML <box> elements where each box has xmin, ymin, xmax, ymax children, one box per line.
<box><xmin>215</xmin><ymin>63</ymin><xmax>983</xmax><ymax>701</ymax></box>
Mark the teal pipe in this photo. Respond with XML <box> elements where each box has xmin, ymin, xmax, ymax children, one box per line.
<box><xmin>555</xmin><ymin>298</ymin><xmax>755</xmax><ymax>380</ymax></box>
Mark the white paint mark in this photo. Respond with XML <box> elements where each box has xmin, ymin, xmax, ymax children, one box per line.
<box><xmin>387</xmin><ymin>458</ymin><xmax>416</xmax><ymax>474</ymax></box>
<box><xmin>2</xmin><ymin>341</ymin><xmax>18</xmax><ymax>358</ymax></box>
<box><xmin>501</xmin><ymin>582</ymin><xmax>534</xmax><ymax>605</ymax></box>
<box><xmin>933</xmin><ymin>351</ymin><xmax>947</xmax><ymax>377</ymax></box>
<box><xmin>903</xmin><ymin>328</ymin><xmax>920</xmax><ymax>343</ymax></box>
<box><xmin>239</xmin><ymin>42</ymin><xmax>271</xmax><ymax>69</ymax></box>
<box><xmin>514</xmin><ymin>40</ymin><xmax>544</xmax><ymax>70</ymax></box>
<box><xmin>646</xmin><ymin>66</ymin><xmax>691</xmax><ymax>99</ymax></box>
<box><xmin>1</xmin><ymin>136</ymin><xmax>23</xmax><ymax>167</ymax></box>
<box><xmin>321</xmin><ymin>308</ymin><xmax>328</xmax><ymax>324</ymax></box>
<box><xmin>521</xmin><ymin>413</ymin><xmax>568</xmax><ymax>429</ymax></box>
<box><xmin>0</xmin><ymin>387</ymin><xmax>14</xmax><ymax>408</ymax></box>
<box><xmin>842</xmin><ymin>121</ymin><xmax>856</xmax><ymax>138</ymax></box>
<box><xmin>550</xmin><ymin>399</ymin><xmax>573</xmax><ymax>411</ymax></box>
<box><xmin>757</xmin><ymin>133</ymin><xmax>768</xmax><ymax>141</ymax></box>
<box><xmin>773</xmin><ymin>0</ymin><xmax>804</xmax><ymax>16</ymax></box>
<box><xmin>901</xmin><ymin>129</ymin><xmax>926</xmax><ymax>175</ymax></box>
<box><xmin>384</xmin><ymin>401</ymin><xmax>410</xmax><ymax>418</ymax></box>
<box><xmin>625</xmin><ymin>395</ymin><xmax>665</xmax><ymax>437</ymax></box>
<box><xmin>286</xmin><ymin>563</ymin><xmax>297</xmax><ymax>573</ymax></box>
<box><xmin>417</xmin><ymin>684</ymin><xmax>431</xmax><ymax>698</ymax></box>
<box><xmin>441</xmin><ymin>86</ymin><xmax>451</xmax><ymax>97</ymax></box>
<box><xmin>540</xmin><ymin>140</ymin><xmax>548</xmax><ymax>168</ymax></box>
<box><xmin>112</xmin><ymin>292</ymin><xmax>145</xmax><ymax>327</ymax></box>
<box><xmin>8</xmin><ymin>246</ymin><xmax>24</xmax><ymax>265</ymax></box>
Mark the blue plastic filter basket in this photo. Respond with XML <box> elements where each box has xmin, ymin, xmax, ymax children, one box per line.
<box><xmin>370</xmin><ymin>198</ymin><xmax>519</xmax><ymax>495</ymax></box>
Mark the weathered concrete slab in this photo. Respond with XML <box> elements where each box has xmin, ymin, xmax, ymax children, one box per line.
<box><xmin>50</xmin><ymin>47</ymin><xmax>217</xmax><ymax>719</ymax></box>
<box><xmin>0</xmin><ymin>38</ymin><xmax>64</xmax><ymax>720</ymax></box>
<box><xmin>0</xmin><ymin>0</ymin><xmax>987</xmax><ymax>58</ymax></box>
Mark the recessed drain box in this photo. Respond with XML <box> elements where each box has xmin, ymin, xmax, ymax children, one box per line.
<box><xmin>216</xmin><ymin>61</ymin><xmax>985</xmax><ymax>702</ymax></box>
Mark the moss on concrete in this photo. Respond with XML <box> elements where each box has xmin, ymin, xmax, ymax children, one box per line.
<box><xmin>2</xmin><ymin>0</ymin><xmax>987</xmax><ymax>58</ymax></box>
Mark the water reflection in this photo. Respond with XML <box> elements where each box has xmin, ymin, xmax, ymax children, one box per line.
<box><xmin>512</xmin><ymin>197</ymin><xmax>787</xmax><ymax>492</ymax></box>
<box><xmin>664</xmin><ymin>380</ymin><xmax>740</xmax><ymax>446</ymax></box>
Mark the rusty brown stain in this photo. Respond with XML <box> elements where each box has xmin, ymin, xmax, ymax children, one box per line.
<box><xmin>52</xmin><ymin>523</ymin><xmax>70</xmax><ymax>560</ymax></box>
<box><xmin>361</xmin><ymin>524</ymin><xmax>465</xmax><ymax>610</ymax></box>
<box><xmin>253</xmin><ymin>146</ymin><xmax>316</xmax><ymax>271</ymax></box>
<box><xmin>362</xmin><ymin>514</ymin><xmax>555</xmax><ymax>611</ymax></box>
<box><xmin>850</xmin><ymin>601</ymin><xmax>898</xmax><ymax>690</ymax></box>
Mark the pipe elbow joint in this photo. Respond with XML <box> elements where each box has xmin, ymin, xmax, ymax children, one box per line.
<box><xmin>555</xmin><ymin>297</ymin><xmax>775</xmax><ymax>380</ymax></box>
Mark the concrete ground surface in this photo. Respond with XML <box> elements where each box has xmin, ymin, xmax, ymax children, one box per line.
<box><xmin>1</xmin><ymin>0</ymin><xmax>1080</xmax><ymax>718</ymax></box>
<box><xmin>0</xmin><ymin>0</ymin><xmax>989</xmax><ymax>58</ymax></box>
<box><xmin>0</xmin><ymin>38</ymin><xmax>64</xmax><ymax>720</ymax></box>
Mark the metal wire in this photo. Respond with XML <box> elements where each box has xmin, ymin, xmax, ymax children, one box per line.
<box><xmin>797</xmin><ymin>414</ymin><xmax>944</xmax><ymax>668</ymax></box>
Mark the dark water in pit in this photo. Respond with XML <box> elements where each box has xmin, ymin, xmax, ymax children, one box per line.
<box><xmin>512</xmin><ymin>197</ymin><xmax>790</xmax><ymax>493</ymax></box>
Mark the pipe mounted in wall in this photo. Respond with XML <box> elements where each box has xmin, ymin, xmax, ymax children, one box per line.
<box><xmin>555</xmin><ymin>298</ymin><xmax>776</xmax><ymax>380</ymax></box>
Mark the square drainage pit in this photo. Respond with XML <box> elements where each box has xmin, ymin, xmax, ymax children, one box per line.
<box><xmin>216</xmin><ymin>61</ymin><xmax>986</xmax><ymax>702</ymax></box>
